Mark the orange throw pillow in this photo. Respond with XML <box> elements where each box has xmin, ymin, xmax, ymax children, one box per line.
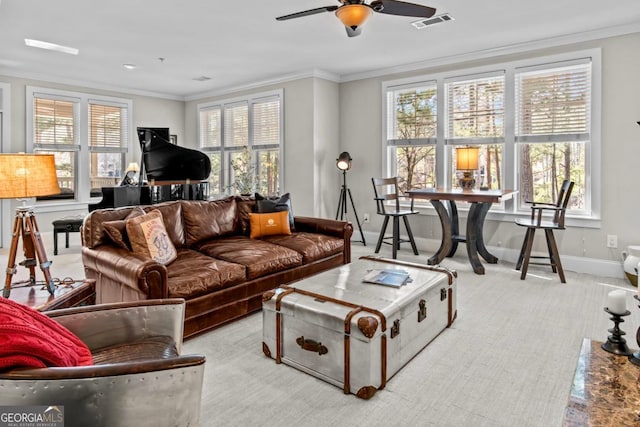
<box><xmin>125</xmin><ymin>209</ymin><xmax>178</xmax><ymax>265</ymax></box>
<box><xmin>249</xmin><ymin>211</ymin><xmax>291</xmax><ymax>239</ymax></box>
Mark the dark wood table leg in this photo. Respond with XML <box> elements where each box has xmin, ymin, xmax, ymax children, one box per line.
<box><xmin>447</xmin><ymin>200</ymin><xmax>460</xmax><ymax>257</ymax></box>
<box><xmin>428</xmin><ymin>200</ymin><xmax>452</xmax><ymax>266</ymax></box>
<box><xmin>475</xmin><ymin>202</ymin><xmax>498</xmax><ymax>264</ymax></box>
<box><xmin>465</xmin><ymin>203</ymin><xmax>485</xmax><ymax>274</ymax></box>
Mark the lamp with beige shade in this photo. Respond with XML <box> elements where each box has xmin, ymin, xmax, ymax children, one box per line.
<box><xmin>0</xmin><ymin>154</ymin><xmax>60</xmax><ymax>297</ymax></box>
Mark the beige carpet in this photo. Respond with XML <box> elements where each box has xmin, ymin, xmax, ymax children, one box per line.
<box><xmin>2</xmin><ymin>233</ymin><xmax>636</xmax><ymax>426</ymax></box>
<box><xmin>184</xmin><ymin>244</ymin><xmax>637</xmax><ymax>427</ymax></box>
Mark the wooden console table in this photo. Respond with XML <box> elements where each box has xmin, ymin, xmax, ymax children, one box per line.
<box><xmin>407</xmin><ymin>188</ymin><xmax>516</xmax><ymax>274</ymax></box>
<box><xmin>5</xmin><ymin>279</ymin><xmax>95</xmax><ymax>311</ymax></box>
<box><xmin>563</xmin><ymin>338</ymin><xmax>640</xmax><ymax>426</ymax></box>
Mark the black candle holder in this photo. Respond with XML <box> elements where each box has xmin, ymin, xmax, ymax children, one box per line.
<box><xmin>601</xmin><ymin>307</ymin><xmax>633</xmax><ymax>356</ymax></box>
<box><xmin>629</xmin><ymin>295</ymin><xmax>640</xmax><ymax>366</ymax></box>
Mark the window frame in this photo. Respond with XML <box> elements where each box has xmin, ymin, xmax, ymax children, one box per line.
<box><xmin>381</xmin><ymin>49</ymin><xmax>601</xmax><ymax>225</ymax></box>
<box><xmin>197</xmin><ymin>89</ymin><xmax>284</xmax><ymax>197</ymax></box>
<box><xmin>26</xmin><ymin>86</ymin><xmax>132</xmax><ymax>207</ymax></box>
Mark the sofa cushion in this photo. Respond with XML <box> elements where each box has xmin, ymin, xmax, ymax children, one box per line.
<box><xmin>196</xmin><ymin>236</ymin><xmax>302</xmax><ymax>280</ymax></box>
<box><xmin>102</xmin><ymin>207</ymin><xmax>146</xmax><ymax>250</ymax></box>
<box><xmin>234</xmin><ymin>196</ymin><xmax>256</xmax><ymax>236</ymax></box>
<box><xmin>143</xmin><ymin>201</ymin><xmax>185</xmax><ymax>249</ymax></box>
<box><xmin>182</xmin><ymin>198</ymin><xmax>237</xmax><ymax>246</ymax></box>
<box><xmin>82</xmin><ymin>205</ymin><xmax>139</xmax><ymax>249</ymax></box>
<box><xmin>165</xmin><ymin>249</ymin><xmax>246</xmax><ymax>299</ymax></box>
<box><xmin>262</xmin><ymin>232</ymin><xmax>345</xmax><ymax>263</ymax></box>
<box><xmin>126</xmin><ymin>210</ymin><xmax>178</xmax><ymax>265</ymax></box>
<box><xmin>249</xmin><ymin>211</ymin><xmax>291</xmax><ymax>239</ymax></box>
<box><xmin>255</xmin><ymin>192</ymin><xmax>295</xmax><ymax>231</ymax></box>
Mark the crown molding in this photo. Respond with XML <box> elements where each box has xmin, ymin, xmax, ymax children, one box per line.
<box><xmin>184</xmin><ymin>68</ymin><xmax>340</xmax><ymax>101</ymax></box>
<box><xmin>340</xmin><ymin>22</ymin><xmax>640</xmax><ymax>83</ymax></box>
<box><xmin>0</xmin><ymin>68</ymin><xmax>184</xmax><ymax>101</ymax></box>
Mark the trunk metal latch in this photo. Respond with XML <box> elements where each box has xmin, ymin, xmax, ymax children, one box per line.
<box><xmin>418</xmin><ymin>299</ymin><xmax>427</xmax><ymax>323</ymax></box>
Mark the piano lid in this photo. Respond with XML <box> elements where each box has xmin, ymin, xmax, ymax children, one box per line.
<box><xmin>137</xmin><ymin>127</ymin><xmax>211</xmax><ymax>182</ymax></box>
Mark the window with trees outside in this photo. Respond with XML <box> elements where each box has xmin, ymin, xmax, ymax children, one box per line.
<box><xmin>27</xmin><ymin>87</ymin><xmax>131</xmax><ymax>203</ymax></box>
<box><xmin>198</xmin><ymin>90</ymin><xmax>283</xmax><ymax>197</ymax></box>
<box><xmin>383</xmin><ymin>51</ymin><xmax>598</xmax><ymax>218</ymax></box>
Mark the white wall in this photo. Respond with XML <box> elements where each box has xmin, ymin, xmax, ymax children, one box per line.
<box><xmin>338</xmin><ymin>32</ymin><xmax>640</xmax><ymax>274</ymax></box>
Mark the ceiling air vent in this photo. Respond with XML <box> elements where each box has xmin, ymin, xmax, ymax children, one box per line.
<box><xmin>193</xmin><ymin>76</ymin><xmax>212</xmax><ymax>82</ymax></box>
<box><xmin>411</xmin><ymin>13</ymin><xmax>454</xmax><ymax>29</ymax></box>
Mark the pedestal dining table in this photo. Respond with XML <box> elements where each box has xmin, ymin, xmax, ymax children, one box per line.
<box><xmin>407</xmin><ymin>188</ymin><xmax>516</xmax><ymax>274</ymax></box>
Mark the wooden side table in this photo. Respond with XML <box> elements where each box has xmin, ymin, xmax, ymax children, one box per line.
<box><xmin>5</xmin><ymin>279</ymin><xmax>95</xmax><ymax>311</ymax></box>
<box><xmin>563</xmin><ymin>338</ymin><xmax>640</xmax><ymax>426</ymax></box>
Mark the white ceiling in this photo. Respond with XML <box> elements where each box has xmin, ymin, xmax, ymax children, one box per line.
<box><xmin>1</xmin><ymin>0</ymin><xmax>639</xmax><ymax>100</ymax></box>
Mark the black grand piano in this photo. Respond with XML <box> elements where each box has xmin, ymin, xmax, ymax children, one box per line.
<box><xmin>89</xmin><ymin>127</ymin><xmax>211</xmax><ymax>211</ymax></box>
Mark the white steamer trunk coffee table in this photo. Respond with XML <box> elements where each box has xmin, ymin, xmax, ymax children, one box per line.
<box><xmin>262</xmin><ymin>256</ymin><xmax>457</xmax><ymax>399</ymax></box>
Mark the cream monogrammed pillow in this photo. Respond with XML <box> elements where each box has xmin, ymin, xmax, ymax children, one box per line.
<box><xmin>125</xmin><ymin>209</ymin><xmax>177</xmax><ymax>265</ymax></box>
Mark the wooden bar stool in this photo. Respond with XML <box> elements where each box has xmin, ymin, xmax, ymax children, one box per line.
<box><xmin>515</xmin><ymin>180</ymin><xmax>574</xmax><ymax>283</ymax></box>
<box><xmin>371</xmin><ymin>177</ymin><xmax>419</xmax><ymax>259</ymax></box>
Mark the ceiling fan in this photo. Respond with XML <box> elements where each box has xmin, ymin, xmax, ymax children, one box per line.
<box><xmin>276</xmin><ymin>0</ymin><xmax>436</xmax><ymax>37</ymax></box>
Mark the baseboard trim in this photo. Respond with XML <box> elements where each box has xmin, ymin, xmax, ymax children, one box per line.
<box><xmin>353</xmin><ymin>231</ymin><xmax>625</xmax><ymax>279</ymax></box>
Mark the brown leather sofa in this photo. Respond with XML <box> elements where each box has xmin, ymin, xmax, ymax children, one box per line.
<box><xmin>81</xmin><ymin>196</ymin><xmax>353</xmax><ymax>338</ymax></box>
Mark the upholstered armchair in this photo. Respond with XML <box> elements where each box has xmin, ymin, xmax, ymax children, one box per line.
<box><xmin>0</xmin><ymin>299</ymin><xmax>205</xmax><ymax>427</ymax></box>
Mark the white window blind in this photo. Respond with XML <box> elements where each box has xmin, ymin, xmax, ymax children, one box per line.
<box><xmin>515</xmin><ymin>62</ymin><xmax>591</xmax><ymax>142</ymax></box>
<box><xmin>223</xmin><ymin>102</ymin><xmax>248</xmax><ymax>147</ymax></box>
<box><xmin>199</xmin><ymin>107</ymin><xmax>221</xmax><ymax>148</ymax></box>
<box><xmin>446</xmin><ymin>74</ymin><xmax>505</xmax><ymax>143</ymax></box>
<box><xmin>33</xmin><ymin>97</ymin><xmax>77</xmax><ymax>147</ymax></box>
<box><xmin>88</xmin><ymin>102</ymin><xmax>128</xmax><ymax>150</ymax></box>
<box><xmin>386</xmin><ymin>84</ymin><xmax>437</xmax><ymax>145</ymax></box>
<box><xmin>252</xmin><ymin>97</ymin><xmax>280</xmax><ymax>146</ymax></box>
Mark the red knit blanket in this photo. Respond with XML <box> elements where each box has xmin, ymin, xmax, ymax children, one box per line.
<box><xmin>0</xmin><ymin>297</ymin><xmax>93</xmax><ymax>370</ymax></box>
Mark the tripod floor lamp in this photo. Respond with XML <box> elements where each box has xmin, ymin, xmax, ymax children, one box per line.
<box><xmin>335</xmin><ymin>152</ymin><xmax>366</xmax><ymax>245</ymax></box>
<box><xmin>0</xmin><ymin>154</ymin><xmax>61</xmax><ymax>298</ymax></box>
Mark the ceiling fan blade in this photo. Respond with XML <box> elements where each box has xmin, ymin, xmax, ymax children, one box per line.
<box><xmin>345</xmin><ymin>26</ymin><xmax>362</xmax><ymax>37</ymax></box>
<box><xmin>276</xmin><ymin>6</ymin><xmax>339</xmax><ymax>21</ymax></box>
<box><xmin>370</xmin><ymin>0</ymin><xmax>436</xmax><ymax>18</ymax></box>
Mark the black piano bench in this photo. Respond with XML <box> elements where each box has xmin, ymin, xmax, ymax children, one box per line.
<box><xmin>52</xmin><ymin>217</ymin><xmax>84</xmax><ymax>255</ymax></box>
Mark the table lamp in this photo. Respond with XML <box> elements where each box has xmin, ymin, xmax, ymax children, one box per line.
<box><xmin>456</xmin><ymin>146</ymin><xmax>479</xmax><ymax>189</ymax></box>
<box><xmin>0</xmin><ymin>154</ymin><xmax>61</xmax><ymax>297</ymax></box>
<box><xmin>122</xmin><ymin>161</ymin><xmax>140</xmax><ymax>185</ymax></box>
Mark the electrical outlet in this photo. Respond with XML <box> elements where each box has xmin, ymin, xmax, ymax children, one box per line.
<box><xmin>607</xmin><ymin>234</ymin><xmax>618</xmax><ymax>249</ymax></box>
<box><xmin>363</xmin><ymin>213</ymin><xmax>370</xmax><ymax>223</ymax></box>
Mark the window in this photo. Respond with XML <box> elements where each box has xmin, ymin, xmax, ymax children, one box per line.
<box><xmin>515</xmin><ymin>61</ymin><xmax>591</xmax><ymax>212</ymax></box>
<box><xmin>385</xmin><ymin>83</ymin><xmax>437</xmax><ymax>193</ymax></box>
<box><xmin>88</xmin><ymin>102</ymin><xmax>128</xmax><ymax>197</ymax></box>
<box><xmin>27</xmin><ymin>86</ymin><xmax>131</xmax><ymax>203</ymax></box>
<box><xmin>446</xmin><ymin>73</ymin><xmax>505</xmax><ymax>190</ymax></box>
<box><xmin>382</xmin><ymin>50</ymin><xmax>599</xmax><ymax>219</ymax></box>
<box><xmin>198</xmin><ymin>90</ymin><xmax>283</xmax><ymax>196</ymax></box>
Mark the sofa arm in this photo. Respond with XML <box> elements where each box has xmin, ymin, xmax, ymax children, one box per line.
<box><xmin>294</xmin><ymin>216</ymin><xmax>353</xmax><ymax>238</ymax></box>
<box><xmin>294</xmin><ymin>216</ymin><xmax>353</xmax><ymax>263</ymax></box>
<box><xmin>82</xmin><ymin>246</ymin><xmax>168</xmax><ymax>300</ymax></box>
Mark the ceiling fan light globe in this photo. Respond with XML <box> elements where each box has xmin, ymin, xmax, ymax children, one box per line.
<box><xmin>335</xmin><ymin>4</ymin><xmax>372</xmax><ymax>28</ymax></box>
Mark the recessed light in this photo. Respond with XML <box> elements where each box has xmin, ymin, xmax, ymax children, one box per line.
<box><xmin>123</xmin><ymin>64</ymin><xmax>137</xmax><ymax>70</ymax></box>
<box><xmin>24</xmin><ymin>38</ymin><xmax>79</xmax><ymax>55</ymax></box>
